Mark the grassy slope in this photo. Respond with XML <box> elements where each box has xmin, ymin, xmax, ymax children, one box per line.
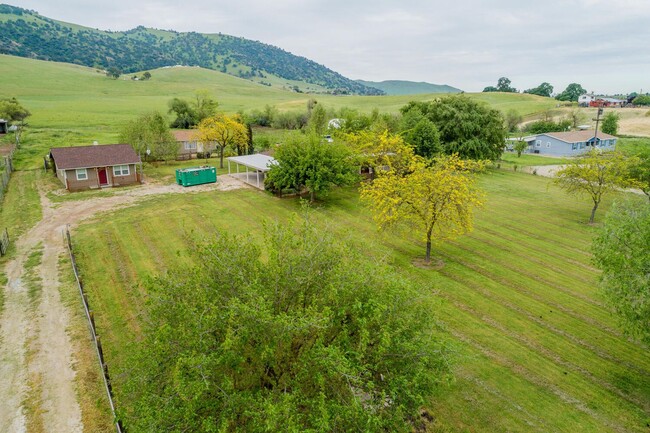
<box><xmin>72</xmin><ymin>172</ymin><xmax>650</xmax><ymax>433</ymax></box>
<box><xmin>0</xmin><ymin>54</ymin><xmax>557</xmax><ymax>128</ymax></box>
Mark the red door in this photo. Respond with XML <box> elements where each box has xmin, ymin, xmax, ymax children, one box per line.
<box><xmin>98</xmin><ymin>168</ymin><xmax>108</xmax><ymax>185</ymax></box>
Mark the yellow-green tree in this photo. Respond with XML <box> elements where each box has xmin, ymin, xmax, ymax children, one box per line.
<box><xmin>554</xmin><ymin>149</ymin><xmax>639</xmax><ymax>223</ymax></box>
<box><xmin>345</xmin><ymin>130</ymin><xmax>416</xmax><ymax>178</ymax></box>
<box><xmin>196</xmin><ymin>114</ymin><xmax>249</xmax><ymax>168</ymax></box>
<box><xmin>361</xmin><ymin>154</ymin><xmax>485</xmax><ymax>263</ymax></box>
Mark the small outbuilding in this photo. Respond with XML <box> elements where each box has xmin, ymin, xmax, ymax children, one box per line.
<box><xmin>49</xmin><ymin>143</ymin><xmax>142</xmax><ymax>191</ymax></box>
<box><xmin>227</xmin><ymin>154</ymin><xmax>276</xmax><ymax>189</ymax></box>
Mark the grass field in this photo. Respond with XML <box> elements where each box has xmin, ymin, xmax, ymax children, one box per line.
<box><xmin>0</xmin><ymin>54</ymin><xmax>558</xmax><ymax>131</ymax></box>
<box><xmin>71</xmin><ymin>171</ymin><xmax>650</xmax><ymax>432</ymax></box>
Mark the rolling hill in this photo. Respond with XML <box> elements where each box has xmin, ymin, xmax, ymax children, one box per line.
<box><xmin>357</xmin><ymin>79</ymin><xmax>462</xmax><ymax>95</ymax></box>
<box><xmin>0</xmin><ymin>4</ymin><xmax>382</xmax><ymax>95</ymax></box>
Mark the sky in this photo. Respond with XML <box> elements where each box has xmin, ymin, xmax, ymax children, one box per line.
<box><xmin>13</xmin><ymin>0</ymin><xmax>650</xmax><ymax>94</ymax></box>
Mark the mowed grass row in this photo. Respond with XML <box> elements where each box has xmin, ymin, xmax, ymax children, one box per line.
<box><xmin>72</xmin><ymin>171</ymin><xmax>650</xmax><ymax>432</ymax></box>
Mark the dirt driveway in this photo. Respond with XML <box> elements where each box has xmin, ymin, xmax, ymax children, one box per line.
<box><xmin>0</xmin><ymin>175</ymin><xmax>246</xmax><ymax>432</ymax></box>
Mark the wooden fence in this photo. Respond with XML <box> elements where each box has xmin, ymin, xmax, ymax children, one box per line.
<box><xmin>0</xmin><ymin>228</ymin><xmax>8</xmax><ymax>256</ymax></box>
<box><xmin>0</xmin><ymin>144</ymin><xmax>16</xmax><ymax>205</ymax></box>
<box><xmin>64</xmin><ymin>226</ymin><xmax>124</xmax><ymax>433</ymax></box>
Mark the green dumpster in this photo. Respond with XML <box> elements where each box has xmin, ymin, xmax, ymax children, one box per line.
<box><xmin>175</xmin><ymin>166</ymin><xmax>217</xmax><ymax>187</ymax></box>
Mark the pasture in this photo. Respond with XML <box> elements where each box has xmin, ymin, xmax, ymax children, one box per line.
<box><xmin>1</xmin><ymin>52</ymin><xmax>649</xmax><ymax>432</ymax></box>
<box><xmin>71</xmin><ymin>171</ymin><xmax>650</xmax><ymax>432</ymax></box>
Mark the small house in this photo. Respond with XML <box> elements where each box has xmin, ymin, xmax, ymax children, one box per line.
<box><xmin>172</xmin><ymin>130</ymin><xmax>208</xmax><ymax>159</ymax></box>
<box><xmin>512</xmin><ymin>130</ymin><xmax>617</xmax><ymax>157</ymax></box>
<box><xmin>49</xmin><ymin>144</ymin><xmax>141</xmax><ymax>191</ymax></box>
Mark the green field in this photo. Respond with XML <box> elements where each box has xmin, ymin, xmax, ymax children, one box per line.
<box><xmin>70</xmin><ymin>171</ymin><xmax>650</xmax><ymax>432</ymax></box>
<box><xmin>2</xmin><ymin>52</ymin><xmax>649</xmax><ymax>432</ymax></box>
<box><xmin>0</xmin><ymin>54</ymin><xmax>557</xmax><ymax>130</ymax></box>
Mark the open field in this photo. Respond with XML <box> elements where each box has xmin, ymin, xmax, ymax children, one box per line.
<box><xmin>0</xmin><ymin>54</ymin><xmax>558</xmax><ymax>130</ymax></box>
<box><xmin>70</xmin><ymin>171</ymin><xmax>650</xmax><ymax>432</ymax></box>
<box><xmin>1</xmin><ymin>52</ymin><xmax>649</xmax><ymax>432</ymax></box>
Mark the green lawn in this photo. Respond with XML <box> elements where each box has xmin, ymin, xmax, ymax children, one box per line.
<box><xmin>72</xmin><ymin>171</ymin><xmax>650</xmax><ymax>432</ymax></box>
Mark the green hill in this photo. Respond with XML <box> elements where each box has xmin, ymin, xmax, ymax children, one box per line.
<box><xmin>0</xmin><ymin>4</ymin><xmax>382</xmax><ymax>95</ymax></box>
<box><xmin>0</xmin><ymin>54</ymin><xmax>558</xmax><ymax>133</ymax></box>
<box><xmin>356</xmin><ymin>79</ymin><xmax>462</xmax><ymax>95</ymax></box>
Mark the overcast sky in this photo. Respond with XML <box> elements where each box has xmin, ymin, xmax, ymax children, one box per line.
<box><xmin>15</xmin><ymin>0</ymin><xmax>650</xmax><ymax>94</ymax></box>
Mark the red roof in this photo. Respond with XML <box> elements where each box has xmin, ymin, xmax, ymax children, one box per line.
<box><xmin>50</xmin><ymin>144</ymin><xmax>141</xmax><ymax>170</ymax></box>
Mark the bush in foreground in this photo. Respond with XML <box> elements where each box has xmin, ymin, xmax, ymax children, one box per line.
<box><xmin>120</xmin><ymin>216</ymin><xmax>452</xmax><ymax>432</ymax></box>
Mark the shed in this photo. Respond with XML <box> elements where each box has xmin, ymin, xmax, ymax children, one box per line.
<box><xmin>49</xmin><ymin>144</ymin><xmax>142</xmax><ymax>191</ymax></box>
<box><xmin>227</xmin><ymin>154</ymin><xmax>277</xmax><ymax>189</ymax></box>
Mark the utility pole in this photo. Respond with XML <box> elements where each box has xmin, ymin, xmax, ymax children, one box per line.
<box><xmin>592</xmin><ymin>107</ymin><xmax>603</xmax><ymax>148</ymax></box>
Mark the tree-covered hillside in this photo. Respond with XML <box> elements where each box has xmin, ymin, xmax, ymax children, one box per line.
<box><xmin>0</xmin><ymin>4</ymin><xmax>382</xmax><ymax>95</ymax></box>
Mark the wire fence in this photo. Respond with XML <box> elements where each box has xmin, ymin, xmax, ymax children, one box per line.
<box><xmin>64</xmin><ymin>226</ymin><xmax>124</xmax><ymax>433</ymax></box>
<box><xmin>0</xmin><ymin>143</ymin><xmax>16</xmax><ymax>204</ymax></box>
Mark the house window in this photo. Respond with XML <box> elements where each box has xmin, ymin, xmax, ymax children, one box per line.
<box><xmin>185</xmin><ymin>141</ymin><xmax>197</xmax><ymax>150</ymax></box>
<box><xmin>113</xmin><ymin>165</ymin><xmax>130</xmax><ymax>176</ymax></box>
<box><xmin>76</xmin><ymin>168</ymin><xmax>88</xmax><ymax>181</ymax></box>
<box><xmin>546</xmin><ymin>142</ymin><xmax>551</xmax><ymax>148</ymax></box>
<box><xmin>572</xmin><ymin>143</ymin><xmax>578</xmax><ymax>151</ymax></box>
<box><xmin>535</xmin><ymin>140</ymin><xmax>541</xmax><ymax>147</ymax></box>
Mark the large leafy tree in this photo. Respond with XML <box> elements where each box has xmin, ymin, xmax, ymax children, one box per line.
<box><xmin>196</xmin><ymin>114</ymin><xmax>248</xmax><ymax>168</ymax></box>
<box><xmin>554</xmin><ymin>149</ymin><xmax>639</xmax><ymax>223</ymax></box>
<box><xmin>118</xmin><ymin>111</ymin><xmax>177</xmax><ymax>161</ymax></box>
<box><xmin>523</xmin><ymin>82</ymin><xmax>553</xmax><ymax>97</ymax></box>
<box><xmin>265</xmin><ymin>134</ymin><xmax>358</xmax><ymax>201</ymax></box>
<box><xmin>592</xmin><ymin>200</ymin><xmax>650</xmax><ymax>343</ymax></box>
<box><xmin>168</xmin><ymin>90</ymin><xmax>219</xmax><ymax>128</ymax></box>
<box><xmin>361</xmin><ymin>154</ymin><xmax>485</xmax><ymax>263</ymax></box>
<box><xmin>555</xmin><ymin>83</ymin><xmax>586</xmax><ymax>102</ymax></box>
<box><xmin>401</xmin><ymin>96</ymin><xmax>506</xmax><ymax>160</ymax></box>
<box><xmin>0</xmin><ymin>97</ymin><xmax>30</xmax><ymax>145</ymax></box>
<box><xmin>121</xmin><ymin>218</ymin><xmax>451</xmax><ymax>432</ymax></box>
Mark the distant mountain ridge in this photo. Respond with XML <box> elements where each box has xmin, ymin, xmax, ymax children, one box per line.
<box><xmin>0</xmin><ymin>4</ymin><xmax>383</xmax><ymax>95</ymax></box>
<box><xmin>357</xmin><ymin>80</ymin><xmax>461</xmax><ymax>95</ymax></box>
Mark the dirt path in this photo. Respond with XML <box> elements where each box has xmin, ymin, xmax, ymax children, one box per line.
<box><xmin>0</xmin><ymin>175</ymin><xmax>246</xmax><ymax>432</ymax></box>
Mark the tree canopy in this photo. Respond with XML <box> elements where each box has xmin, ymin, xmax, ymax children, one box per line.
<box><xmin>554</xmin><ymin>149</ymin><xmax>639</xmax><ymax>223</ymax></box>
<box><xmin>592</xmin><ymin>200</ymin><xmax>650</xmax><ymax>343</ymax></box>
<box><xmin>168</xmin><ymin>90</ymin><xmax>219</xmax><ymax>128</ymax></box>
<box><xmin>623</xmin><ymin>142</ymin><xmax>650</xmax><ymax>200</ymax></box>
<box><xmin>361</xmin><ymin>153</ymin><xmax>485</xmax><ymax>263</ymax></box>
<box><xmin>523</xmin><ymin>82</ymin><xmax>553</xmax><ymax>97</ymax></box>
<box><xmin>196</xmin><ymin>114</ymin><xmax>249</xmax><ymax>168</ymax></box>
<box><xmin>120</xmin><ymin>218</ymin><xmax>451</xmax><ymax>432</ymax></box>
<box><xmin>265</xmin><ymin>134</ymin><xmax>358</xmax><ymax>201</ymax></box>
<box><xmin>118</xmin><ymin>111</ymin><xmax>177</xmax><ymax>161</ymax></box>
<box><xmin>400</xmin><ymin>96</ymin><xmax>506</xmax><ymax>160</ymax></box>
<box><xmin>483</xmin><ymin>77</ymin><xmax>517</xmax><ymax>93</ymax></box>
<box><xmin>0</xmin><ymin>97</ymin><xmax>30</xmax><ymax>145</ymax></box>
<box><xmin>555</xmin><ymin>83</ymin><xmax>586</xmax><ymax>102</ymax></box>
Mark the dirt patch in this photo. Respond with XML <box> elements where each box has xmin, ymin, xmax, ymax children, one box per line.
<box><xmin>412</xmin><ymin>257</ymin><xmax>445</xmax><ymax>270</ymax></box>
<box><xmin>0</xmin><ymin>174</ymin><xmax>247</xmax><ymax>431</ymax></box>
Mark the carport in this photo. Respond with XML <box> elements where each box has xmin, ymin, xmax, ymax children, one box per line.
<box><xmin>227</xmin><ymin>154</ymin><xmax>277</xmax><ymax>189</ymax></box>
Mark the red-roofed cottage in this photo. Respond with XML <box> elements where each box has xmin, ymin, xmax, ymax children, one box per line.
<box><xmin>49</xmin><ymin>144</ymin><xmax>142</xmax><ymax>191</ymax></box>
